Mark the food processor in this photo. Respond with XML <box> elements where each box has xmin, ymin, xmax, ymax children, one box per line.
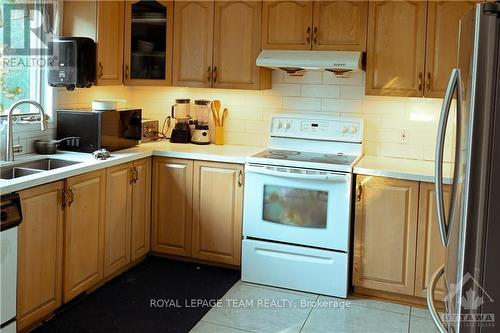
<box><xmin>191</xmin><ymin>99</ymin><xmax>211</xmax><ymax>145</ymax></box>
<box><xmin>170</xmin><ymin>99</ymin><xmax>191</xmax><ymax>143</ymax></box>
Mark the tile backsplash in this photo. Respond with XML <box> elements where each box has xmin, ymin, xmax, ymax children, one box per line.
<box><xmin>58</xmin><ymin>70</ymin><xmax>455</xmax><ymax>162</ymax></box>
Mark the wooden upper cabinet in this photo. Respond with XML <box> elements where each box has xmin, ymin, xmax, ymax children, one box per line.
<box><xmin>353</xmin><ymin>176</ymin><xmax>419</xmax><ymax>295</ymax></box>
<box><xmin>173</xmin><ymin>1</ymin><xmax>214</xmax><ymax>88</ymax></box>
<box><xmin>424</xmin><ymin>1</ymin><xmax>476</xmax><ymax>98</ymax></box>
<box><xmin>96</xmin><ymin>1</ymin><xmax>125</xmax><ymax>85</ymax></box>
<box><xmin>366</xmin><ymin>1</ymin><xmax>427</xmax><ymax>97</ymax></box>
<box><xmin>131</xmin><ymin>158</ymin><xmax>152</xmax><ymax>261</ymax></box>
<box><xmin>262</xmin><ymin>1</ymin><xmax>313</xmax><ymax>50</ymax></box>
<box><xmin>151</xmin><ymin>157</ymin><xmax>193</xmax><ymax>257</ymax></box>
<box><xmin>124</xmin><ymin>0</ymin><xmax>174</xmax><ymax>86</ymax></box>
<box><xmin>62</xmin><ymin>1</ymin><xmax>97</xmax><ymax>39</ymax></box>
<box><xmin>212</xmin><ymin>1</ymin><xmax>270</xmax><ymax>90</ymax></box>
<box><xmin>104</xmin><ymin>163</ymin><xmax>133</xmax><ymax>277</ymax></box>
<box><xmin>17</xmin><ymin>182</ymin><xmax>64</xmax><ymax>331</ymax></box>
<box><xmin>312</xmin><ymin>1</ymin><xmax>368</xmax><ymax>51</ymax></box>
<box><xmin>192</xmin><ymin>161</ymin><xmax>244</xmax><ymax>266</ymax></box>
<box><xmin>64</xmin><ymin>170</ymin><xmax>105</xmax><ymax>302</ymax></box>
<box><xmin>415</xmin><ymin>183</ymin><xmax>451</xmax><ymax>300</ymax></box>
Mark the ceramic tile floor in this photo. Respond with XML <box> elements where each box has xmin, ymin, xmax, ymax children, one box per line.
<box><xmin>190</xmin><ymin>281</ymin><xmax>439</xmax><ymax>333</ymax></box>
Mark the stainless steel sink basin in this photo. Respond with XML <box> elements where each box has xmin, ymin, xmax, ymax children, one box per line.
<box><xmin>18</xmin><ymin>158</ymin><xmax>80</xmax><ymax>171</ymax></box>
<box><xmin>0</xmin><ymin>158</ymin><xmax>81</xmax><ymax>180</ymax></box>
<box><xmin>1</xmin><ymin>167</ymin><xmax>43</xmax><ymax>179</ymax></box>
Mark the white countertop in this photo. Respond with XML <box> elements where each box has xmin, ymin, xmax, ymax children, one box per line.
<box><xmin>0</xmin><ymin>142</ymin><xmax>264</xmax><ymax>194</ymax></box>
<box><xmin>1</xmin><ymin>145</ymin><xmax>456</xmax><ymax>194</ymax></box>
<box><xmin>354</xmin><ymin>155</ymin><xmax>455</xmax><ymax>184</ymax></box>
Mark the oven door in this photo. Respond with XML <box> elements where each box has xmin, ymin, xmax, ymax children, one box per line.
<box><xmin>243</xmin><ymin>164</ymin><xmax>352</xmax><ymax>252</ymax></box>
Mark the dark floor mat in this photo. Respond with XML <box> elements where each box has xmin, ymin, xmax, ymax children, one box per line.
<box><xmin>33</xmin><ymin>256</ymin><xmax>240</xmax><ymax>333</ymax></box>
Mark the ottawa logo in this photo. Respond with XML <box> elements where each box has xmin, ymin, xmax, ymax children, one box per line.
<box><xmin>444</xmin><ymin>272</ymin><xmax>495</xmax><ymax>328</ymax></box>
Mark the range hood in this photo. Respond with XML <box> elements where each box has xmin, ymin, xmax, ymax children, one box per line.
<box><xmin>256</xmin><ymin>50</ymin><xmax>363</xmax><ymax>75</ymax></box>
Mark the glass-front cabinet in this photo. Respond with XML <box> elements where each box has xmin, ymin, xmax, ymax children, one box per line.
<box><xmin>124</xmin><ymin>0</ymin><xmax>173</xmax><ymax>85</ymax></box>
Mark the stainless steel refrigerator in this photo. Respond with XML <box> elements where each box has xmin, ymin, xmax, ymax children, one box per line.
<box><xmin>427</xmin><ymin>2</ymin><xmax>500</xmax><ymax>333</ymax></box>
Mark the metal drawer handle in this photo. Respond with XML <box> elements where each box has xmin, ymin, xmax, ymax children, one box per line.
<box><xmin>356</xmin><ymin>183</ymin><xmax>363</xmax><ymax>202</ymax></box>
<box><xmin>306</xmin><ymin>27</ymin><xmax>311</xmax><ymax>44</ymax></box>
<box><xmin>133</xmin><ymin>167</ymin><xmax>139</xmax><ymax>184</ymax></box>
<box><xmin>418</xmin><ymin>72</ymin><xmax>423</xmax><ymax>91</ymax></box>
<box><xmin>238</xmin><ymin>170</ymin><xmax>243</xmax><ymax>187</ymax></box>
<box><xmin>207</xmin><ymin>66</ymin><xmax>211</xmax><ymax>82</ymax></box>
<box><xmin>67</xmin><ymin>187</ymin><xmax>74</xmax><ymax>207</ymax></box>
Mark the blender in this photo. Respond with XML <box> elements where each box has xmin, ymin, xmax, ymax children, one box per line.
<box><xmin>191</xmin><ymin>99</ymin><xmax>211</xmax><ymax>145</ymax></box>
<box><xmin>170</xmin><ymin>99</ymin><xmax>192</xmax><ymax>143</ymax></box>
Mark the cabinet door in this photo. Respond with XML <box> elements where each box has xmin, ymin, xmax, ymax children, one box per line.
<box><xmin>62</xmin><ymin>1</ymin><xmax>97</xmax><ymax>39</ymax></box>
<box><xmin>424</xmin><ymin>1</ymin><xmax>475</xmax><ymax>98</ymax></box>
<box><xmin>365</xmin><ymin>1</ymin><xmax>427</xmax><ymax>97</ymax></box>
<box><xmin>124</xmin><ymin>0</ymin><xmax>174</xmax><ymax>85</ymax></box>
<box><xmin>151</xmin><ymin>157</ymin><xmax>193</xmax><ymax>256</ymax></box>
<box><xmin>172</xmin><ymin>1</ymin><xmax>214</xmax><ymax>88</ymax></box>
<box><xmin>353</xmin><ymin>176</ymin><xmax>419</xmax><ymax>295</ymax></box>
<box><xmin>17</xmin><ymin>182</ymin><xmax>64</xmax><ymax>331</ymax></box>
<box><xmin>192</xmin><ymin>161</ymin><xmax>243</xmax><ymax>265</ymax></box>
<box><xmin>212</xmin><ymin>1</ymin><xmax>270</xmax><ymax>90</ymax></box>
<box><xmin>104</xmin><ymin>163</ymin><xmax>132</xmax><ymax>277</ymax></box>
<box><xmin>131</xmin><ymin>158</ymin><xmax>152</xmax><ymax>261</ymax></box>
<box><xmin>262</xmin><ymin>1</ymin><xmax>313</xmax><ymax>50</ymax></box>
<box><xmin>64</xmin><ymin>170</ymin><xmax>105</xmax><ymax>302</ymax></box>
<box><xmin>415</xmin><ymin>183</ymin><xmax>452</xmax><ymax>300</ymax></box>
<box><xmin>312</xmin><ymin>1</ymin><xmax>368</xmax><ymax>51</ymax></box>
<box><xmin>96</xmin><ymin>1</ymin><xmax>125</xmax><ymax>85</ymax></box>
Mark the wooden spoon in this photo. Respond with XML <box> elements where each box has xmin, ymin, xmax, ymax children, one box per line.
<box><xmin>211</xmin><ymin>101</ymin><xmax>220</xmax><ymax>126</ymax></box>
<box><xmin>222</xmin><ymin>108</ymin><xmax>228</xmax><ymax>126</ymax></box>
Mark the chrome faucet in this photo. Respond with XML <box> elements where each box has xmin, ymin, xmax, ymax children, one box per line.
<box><xmin>5</xmin><ymin>99</ymin><xmax>46</xmax><ymax>161</ymax></box>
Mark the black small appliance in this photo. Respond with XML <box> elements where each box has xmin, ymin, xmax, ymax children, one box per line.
<box><xmin>48</xmin><ymin>37</ymin><xmax>96</xmax><ymax>90</ymax></box>
<box><xmin>57</xmin><ymin>108</ymin><xmax>141</xmax><ymax>152</ymax></box>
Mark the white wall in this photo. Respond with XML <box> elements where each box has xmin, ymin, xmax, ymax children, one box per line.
<box><xmin>58</xmin><ymin>70</ymin><xmax>456</xmax><ymax>162</ymax></box>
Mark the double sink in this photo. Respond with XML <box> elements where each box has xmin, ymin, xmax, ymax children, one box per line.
<box><xmin>1</xmin><ymin>158</ymin><xmax>81</xmax><ymax>180</ymax></box>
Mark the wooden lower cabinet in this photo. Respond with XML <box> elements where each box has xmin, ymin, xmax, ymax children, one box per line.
<box><xmin>353</xmin><ymin>175</ymin><xmax>449</xmax><ymax>303</ymax></box>
<box><xmin>152</xmin><ymin>157</ymin><xmax>193</xmax><ymax>256</ymax></box>
<box><xmin>63</xmin><ymin>170</ymin><xmax>106</xmax><ymax>302</ymax></box>
<box><xmin>353</xmin><ymin>176</ymin><xmax>419</xmax><ymax>295</ymax></box>
<box><xmin>104</xmin><ymin>163</ymin><xmax>133</xmax><ymax>277</ymax></box>
<box><xmin>152</xmin><ymin>157</ymin><xmax>244</xmax><ymax>266</ymax></box>
<box><xmin>192</xmin><ymin>161</ymin><xmax>244</xmax><ymax>266</ymax></box>
<box><xmin>17</xmin><ymin>182</ymin><xmax>64</xmax><ymax>331</ymax></box>
<box><xmin>104</xmin><ymin>158</ymin><xmax>152</xmax><ymax>276</ymax></box>
<box><xmin>414</xmin><ymin>183</ymin><xmax>451</xmax><ymax>300</ymax></box>
<box><xmin>131</xmin><ymin>158</ymin><xmax>152</xmax><ymax>261</ymax></box>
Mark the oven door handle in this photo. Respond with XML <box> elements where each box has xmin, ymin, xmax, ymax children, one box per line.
<box><xmin>245</xmin><ymin>165</ymin><xmax>348</xmax><ymax>182</ymax></box>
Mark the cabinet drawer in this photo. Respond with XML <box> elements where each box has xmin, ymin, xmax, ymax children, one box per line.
<box><xmin>242</xmin><ymin>239</ymin><xmax>348</xmax><ymax>297</ymax></box>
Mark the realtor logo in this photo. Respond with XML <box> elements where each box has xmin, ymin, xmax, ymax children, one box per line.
<box><xmin>2</xmin><ymin>2</ymin><xmax>53</xmax><ymax>55</ymax></box>
<box><xmin>444</xmin><ymin>273</ymin><xmax>495</xmax><ymax>328</ymax></box>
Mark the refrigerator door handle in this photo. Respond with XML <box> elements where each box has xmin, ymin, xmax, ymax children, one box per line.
<box><xmin>435</xmin><ymin>68</ymin><xmax>461</xmax><ymax>247</ymax></box>
<box><xmin>427</xmin><ymin>265</ymin><xmax>448</xmax><ymax>333</ymax></box>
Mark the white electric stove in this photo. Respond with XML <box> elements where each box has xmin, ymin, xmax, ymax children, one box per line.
<box><xmin>242</xmin><ymin>114</ymin><xmax>363</xmax><ymax>298</ymax></box>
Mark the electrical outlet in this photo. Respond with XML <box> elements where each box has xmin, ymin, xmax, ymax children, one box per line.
<box><xmin>401</xmin><ymin>130</ymin><xmax>409</xmax><ymax>144</ymax></box>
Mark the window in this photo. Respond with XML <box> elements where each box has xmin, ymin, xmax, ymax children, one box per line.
<box><xmin>0</xmin><ymin>1</ymin><xmax>59</xmax><ymax>125</ymax></box>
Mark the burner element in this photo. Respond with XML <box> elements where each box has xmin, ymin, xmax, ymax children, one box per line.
<box><xmin>252</xmin><ymin>149</ymin><xmax>357</xmax><ymax>167</ymax></box>
<box><xmin>263</xmin><ymin>150</ymin><xmax>301</xmax><ymax>159</ymax></box>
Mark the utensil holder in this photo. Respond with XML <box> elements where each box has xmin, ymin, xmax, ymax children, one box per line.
<box><xmin>215</xmin><ymin>126</ymin><xmax>224</xmax><ymax>145</ymax></box>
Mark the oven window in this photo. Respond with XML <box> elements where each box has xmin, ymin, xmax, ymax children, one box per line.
<box><xmin>263</xmin><ymin>185</ymin><xmax>328</xmax><ymax>228</ymax></box>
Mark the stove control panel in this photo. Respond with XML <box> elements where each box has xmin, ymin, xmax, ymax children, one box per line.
<box><xmin>270</xmin><ymin>115</ymin><xmax>363</xmax><ymax>143</ymax></box>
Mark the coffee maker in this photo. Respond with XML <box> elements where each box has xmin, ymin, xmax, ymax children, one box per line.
<box><xmin>191</xmin><ymin>100</ymin><xmax>211</xmax><ymax>145</ymax></box>
<box><xmin>170</xmin><ymin>99</ymin><xmax>191</xmax><ymax>143</ymax></box>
